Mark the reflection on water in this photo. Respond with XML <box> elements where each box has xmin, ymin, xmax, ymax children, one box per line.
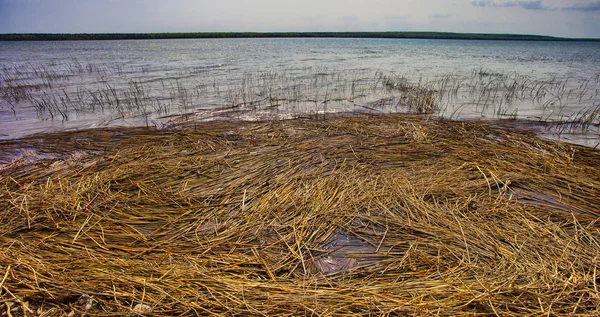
<box><xmin>1</xmin><ymin>38</ymin><xmax>599</xmax><ymax>146</ymax></box>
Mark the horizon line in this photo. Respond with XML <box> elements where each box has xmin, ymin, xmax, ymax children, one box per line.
<box><xmin>1</xmin><ymin>31</ymin><xmax>599</xmax><ymax>42</ymax></box>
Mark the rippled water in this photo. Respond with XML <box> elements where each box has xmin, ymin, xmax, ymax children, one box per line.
<box><xmin>1</xmin><ymin>38</ymin><xmax>599</xmax><ymax>145</ymax></box>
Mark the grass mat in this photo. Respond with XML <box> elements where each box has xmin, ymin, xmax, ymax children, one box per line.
<box><xmin>1</xmin><ymin>114</ymin><xmax>599</xmax><ymax>316</ymax></box>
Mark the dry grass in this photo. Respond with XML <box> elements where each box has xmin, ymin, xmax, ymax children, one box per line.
<box><xmin>1</xmin><ymin>113</ymin><xmax>599</xmax><ymax>316</ymax></box>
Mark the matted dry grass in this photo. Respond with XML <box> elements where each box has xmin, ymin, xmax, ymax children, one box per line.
<box><xmin>1</xmin><ymin>113</ymin><xmax>599</xmax><ymax>316</ymax></box>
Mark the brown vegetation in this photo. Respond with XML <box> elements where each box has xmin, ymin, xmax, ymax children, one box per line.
<box><xmin>1</xmin><ymin>114</ymin><xmax>599</xmax><ymax>316</ymax></box>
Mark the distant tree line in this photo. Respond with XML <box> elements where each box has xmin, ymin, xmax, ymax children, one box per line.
<box><xmin>0</xmin><ymin>32</ymin><xmax>598</xmax><ymax>42</ymax></box>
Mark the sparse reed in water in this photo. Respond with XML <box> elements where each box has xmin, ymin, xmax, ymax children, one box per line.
<box><xmin>2</xmin><ymin>61</ymin><xmax>598</xmax><ymax>135</ymax></box>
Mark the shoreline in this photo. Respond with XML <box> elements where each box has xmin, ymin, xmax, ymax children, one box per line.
<box><xmin>2</xmin><ymin>31</ymin><xmax>600</xmax><ymax>42</ymax></box>
<box><xmin>2</xmin><ymin>108</ymin><xmax>598</xmax><ymax>149</ymax></box>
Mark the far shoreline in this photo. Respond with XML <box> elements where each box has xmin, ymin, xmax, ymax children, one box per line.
<box><xmin>1</xmin><ymin>31</ymin><xmax>600</xmax><ymax>42</ymax></box>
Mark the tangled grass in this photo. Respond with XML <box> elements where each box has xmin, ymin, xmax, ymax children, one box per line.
<box><xmin>0</xmin><ymin>113</ymin><xmax>599</xmax><ymax>316</ymax></box>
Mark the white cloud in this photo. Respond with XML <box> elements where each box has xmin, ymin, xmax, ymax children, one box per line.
<box><xmin>472</xmin><ymin>0</ymin><xmax>600</xmax><ymax>11</ymax></box>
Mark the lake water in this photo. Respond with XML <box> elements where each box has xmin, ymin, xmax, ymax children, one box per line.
<box><xmin>1</xmin><ymin>38</ymin><xmax>599</xmax><ymax>146</ymax></box>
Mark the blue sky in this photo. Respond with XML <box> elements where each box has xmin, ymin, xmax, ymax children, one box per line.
<box><xmin>1</xmin><ymin>0</ymin><xmax>599</xmax><ymax>38</ymax></box>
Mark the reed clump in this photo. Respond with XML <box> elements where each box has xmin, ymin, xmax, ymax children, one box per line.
<box><xmin>1</xmin><ymin>113</ymin><xmax>599</xmax><ymax>316</ymax></box>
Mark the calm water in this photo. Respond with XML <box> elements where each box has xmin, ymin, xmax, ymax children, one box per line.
<box><xmin>1</xmin><ymin>38</ymin><xmax>599</xmax><ymax>145</ymax></box>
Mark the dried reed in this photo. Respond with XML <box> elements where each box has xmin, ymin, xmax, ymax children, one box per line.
<box><xmin>1</xmin><ymin>113</ymin><xmax>599</xmax><ymax>316</ymax></box>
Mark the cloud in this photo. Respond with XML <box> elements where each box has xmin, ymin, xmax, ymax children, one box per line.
<box><xmin>472</xmin><ymin>0</ymin><xmax>600</xmax><ymax>11</ymax></box>
<box><xmin>562</xmin><ymin>1</ymin><xmax>600</xmax><ymax>11</ymax></box>
<box><xmin>521</xmin><ymin>1</ymin><xmax>544</xmax><ymax>9</ymax></box>
<box><xmin>430</xmin><ymin>13</ymin><xmax>452</xmax><ymax>18</ymax></box>
<box><xmin>472</xmin><ymin>1</ymin><xmax>544</xmax><ymax>10</ymax></box>
<box><xmin>339</xmin><ymin>15</ymin><xmax>360</xmax><ymax>23</ymax></box>
<box><xmin>384</xmin><ymin>15</ymin><xmax>409</xmax><ymax>21</ymax></box>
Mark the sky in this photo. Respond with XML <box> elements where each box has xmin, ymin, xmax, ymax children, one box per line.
<box><xmin>1</xmin><ymin>0</ymin><xmax>599</xmax><ymax>38</ymax></box>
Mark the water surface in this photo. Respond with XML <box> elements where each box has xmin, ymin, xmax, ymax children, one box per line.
<box><xmin>1</xmin><ymin>38</ymin><xmax>599</xmax><ymax>145</ymax></box>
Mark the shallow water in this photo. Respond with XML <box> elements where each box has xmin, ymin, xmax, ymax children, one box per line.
<box><xmin>1</xmin><ymin>38</ymin><xmax>599</xmax><ymax>146</ymax></box>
